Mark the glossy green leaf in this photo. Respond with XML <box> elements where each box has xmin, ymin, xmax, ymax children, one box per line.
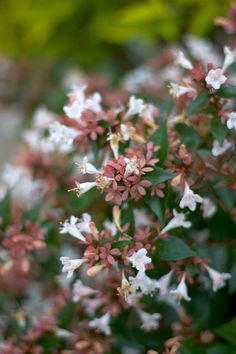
<box><xmin>215</xmin><ymin>317</ymin><xmax>236</xmax><ymax>345</ymax></box>
<box><xmin>157</xmin><ymin>236</ymin><xmax>196</xmax><ymax>261</ymax></box>
<box><xmin>145</xmin><ymin>167</ymin><xmax>176</xmax><ymax>185</ymax></box>
<box><xmin>211</xmin><ymin>116</ymin><xmax>228</xmax><ymax>145</ymax></box>
<box><xmin>150</xmin><ymin>119</ymin><xmax>168</xmax><ymax>164</ymax></box>
<box><xmin>187</xmin><ymin>92</ymin><xmax>210</xmax><ymax>115</ymax></box>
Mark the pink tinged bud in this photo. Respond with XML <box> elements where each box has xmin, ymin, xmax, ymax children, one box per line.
<box><xmin>205</xmin><ymin>265</ymin><xmax>231</xmax><ymax>292</ymax></box>
<box><xmin>87</xmin><ymin>264</ymin><xmax>104</xmax><ymax>276</ymax></box>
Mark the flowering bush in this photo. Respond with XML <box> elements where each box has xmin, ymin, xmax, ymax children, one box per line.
<box><xmin>1</xmin><ymin>6</ymin><xmax>236</xmax><ymax>354</ymax></box>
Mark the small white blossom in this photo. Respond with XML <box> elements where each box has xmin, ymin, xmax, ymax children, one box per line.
<box><xmin>107</xmin><ymin>132</ymin><xmax>121</xmax><ymax>159</ymax></box>
<box><xmin>68</xmin><ymin>181</ymin><xmax>97</xmax><ymax>197</ymax></box>
<box><xmin>127</xmin><ymin>248</ymin><xmax>152</xmax><ymax>272</ymax></box>
<box><xmin>60</xmin><ymin>256</ymin><xmax>86</xmax><ymax>278</ymax></box>
<box><xmin>72</xmin><ymin>280</ymin><xmax>97</xmax><ymax>302</ymax></box>
<box><xmin>133</xmin><ymin>209</ymin><xmax>152</xmax><ymax>227</ymax></box>
<box><xmin>212</xmin><ymin>139</ymin><xmax>232</xmax><ymax>156</ymax></box>
<box><xmin>175</xmin><ymin>51</ymin><xmax>193</xmax><ymax>70</ymax></box>
<box><xmin>205</xmin><ymin>69</ymin><xmax>227</xmax><ymax>90</ymax></box>
<box><xmin>33</xmin><ymin>107</ymin><xmax>56</xmax><ymax>129</ymax></box>
<box><xmin>48</xmin><ymin>122</ymin><xmax>78</xmax><ymax>152</ymax></box>
<box><xmin>158</xmin><ymin>270</ymin><xmax>174</xmax><ymax>296</ymax></box>
<box><xmin>170</xmin><ymin>274</ymin><xmax>191</xmax><ymax>302</ymax></box>
<box><xmin>124</xmin><ymin>157</ymin><xmax>139</xmax><ymax>176</ymax></box>
<box><xmin>77</xmin><ymin>157</ymin><xmax>99</xmax><ymax>174</ymax></box>
<box><xmin>160</xmin><ymin>209</ymin><xmax>191</xmax><ymax>234</ymax></box>
<box><xmin>129</xmin><ymin>271</ymin><xmax>160</xmax><ymax>295</ymax></box>
<box><xmin>227</xmin><ymin>112</ymin><xmax>236</xmax><ymax>130</ymax></box>
<box><xmin>179</xmin><ymin>183</ymin><xmax>202</xmax><ymax>211</ymax></box>
<box><xmin>201</xmin><ymin>198</ymin><xmax>217</xmax><ymax>219</ymax></box>
<box><xmin>205</xmin><ymin>265</ymin><xmax>231</xmax><ymax>292</ymax></box>
<box><xmin>185</xmin><ymin>35</ymin><xmax>221</xmax><ymax>67</ymax></box>
<box><xmin>126</xmin><ymin>96</ymin><xmax>146</xmax><ymax>116</ymax></box>
<box><xmin>169</xmin><ymin>82</ymin><xmax>195</xmax><ymax>98</ymax></box>
<box><xmin>122</xmin><ymin>67</ymin><xmax>156</xmax><ymax>92</ymax></box>
<box><xmin>138</xmin><ymin>310</ymin><xmax>162</xmax><ymax>331</ymax></box>
<box><xmin>64</xmin><ymin>85</ymin><xmax>102</xmax><ymax>120</ymax></box>
<box><xmin>59</xmin><ymin>216</ymin><xmax>86</xmax><ymax>241</ymax></box>
<box><xmin>76</xmin><ymin>213</ymin><xmax>92</xmax><ymax>233</ymax></box>
<box><xmin>222</xmin><ymin>46</ymin><xmax>236</xmax><ymax>72</ymax></box>
<box><xmin>103</xmin><ymin>220</ymin><xmax>117</xmax><ymax>236</ymax></box>
<box><xmin>89</xmin><ymin>313</ymin><xmax>111</xmax><ymax>336</ymax></box>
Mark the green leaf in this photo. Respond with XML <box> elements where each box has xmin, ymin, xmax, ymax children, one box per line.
<box><xmin>207</xmin><ymin>343</ymin><xmax>236</xmax><ymax>354</ymax></box>
<box><xmin>218</xmin><ymin>86</ymin><xmax>236</xmax><ymax>98</ymax></box>
<box><xmin>215</xmin><ymin>317</ymin><xmax>236</xmax><ymax>345</ymax></box>
<box><xmin>145</xmin><ymin>167</ymin><xmax>176</xmax><ymax>185</ymax></box>
<box><xmin>176</xmin><ymin>123</ymin><xmax>200</xmax><ymax>149</ymax></box>
<box><xmin>150</xmin><ymin>119</ymin><xmax>168</xmax><ymax>164</ymax></box>
<box><xmin>0</xmin><ymin>193</ymin><xmax>11</xmax><ymax>227</ymax></box>
<box><xmin>145</xmin><ymin>196</ymin><xmax>166</xmax><ymax>225</ymax></box>
<box><xmin>187</xmin><ymin>92</ymin><xmax>210</xmax><ymax>115</ymax></box>
<box><xmin>211</xmin><ymin>116</ymin><xmax>228</xmax><ymax>145</ymax></box>
<box><xmin>156</xmin><ymin>236</ymin><xmax>196</xmax><ymax>261</ymax></box>
<box><xmin>112</xmin><ymin>240</ymin><xmax>131</xmax><ymax>249</ymax></box>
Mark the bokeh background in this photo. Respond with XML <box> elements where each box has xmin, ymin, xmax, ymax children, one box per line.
<box><xmin>0</xmin><ymin>0</ymin><xmax>230</xmax><ymax>165</ymax></box>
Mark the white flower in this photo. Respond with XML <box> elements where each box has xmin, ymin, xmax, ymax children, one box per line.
<box><xmin>175</xmin><ymin>51</ymin><xmax>193</xmax><ymax>70</ymax></box>
<box><xmin>138</xmin><ymin>310</ymin><xmax>162</xmax><ymax>331</ymax></box>
<box><xmin>158</xmin><ymin>270</ymin><xmax>174</xmax><ymax>296</ymax></box>
<box><xmin>89</xmin><ymin>313</ymin><xmax>111</xmax><ymax>336</ymax></box>
<box><xmin>124</xmin><ymin>157</ymin><xmax>139</xmax><ymax>176</ymax></box>
<box><xmin>129</xmin><ymin>271</ymin><xmax>160</xmax><ymax>295</ymax></box>
<box><xmin>170</xmin><ymin>274</ymin><xmax>191</xmax><ymax>302</ymax></box>
<box><xmin>72</xmin><ymin>280</ymin><xmax>97</xmax><ymax>302</ymax></box>
<box><xmin>185</xmin><ymin>35</ymin><xmax>221</xmax><ymax>67</ymax></box>
<box><xmin>107</xmin><ymin>132</ymin><xmax>121</xmax><ymax>159</ymax></box>
<box><xmin>59</xmin><ymin>216</ymin><xmax>86</xmax><ymax>241</ymax></box>
<box><xmin>60</xmin><ymin>256</ymin><xmax>86</xmax><ymax>278</ymax></box>
<box><xmin>68</xmin><ymin>181</ymin><xmax>97</xmax><ymax>197</ymax></box>
<box><xmin>48</xmin><ymin>122</ymin><xmax>78</xmax><ymax>152</ymax></box>
<box><xmin>133</xmin><ymin>209</ymin><xmax>152</xmax><ymax>227</ymax></box>
<box><xmin>160</xmin><ymin>209</ymin><xmax>191</xmax><ymax>234</ymax></box>
<box><xmin>76</xmin><ymin>213</ymin><xmax>92</xmax><ymax>233</ymax></box>
<box><xmin>205</xmin><ymin>265</ymin><xmax>231</xmax><ymax>292</ymax></box>
<box><xmin>212</xmin><ymin>139</ymin><xmax>232</xmax><ymax>156</ymax></box>
<box><xmin>205</xmin><ymin>69</ymin><xmax>227</xmax><ymax>90</ymax></box>
<box><xmin>77</xmin><ymin>157</ymin><xmax>99</xmax><ymax>174</ymax></box>
<box><xmin>201</xmin><ymin>198</ymin><xmax>217</xmax><ymax>219</ymax></box>
<box><xmin>122</xmin><ymin>67</ymin><xmax>156</xmax><ymax>92</ymax></box>
<box><xmin>222</xmin><ymin>46</ymin><xmax>236</xmax><ymax>72</ymax></box>
<box><xmin>127</xmin><ymin>248</ymin><xmax>152</xmax><ymax>272</ymax></box>
<box><xmin>227</xmin><ymin>112</ymin><xmax>236</xmax><ymax>130</ymax></box>
<box><xmin>126</xmin><ymin>96</ymin><xmax>146</xmax><ymax>116</ymax></box>
<box><xmin>120</xmin><ymin>123</ymin><xmax>131</xmax><ymax>141</ymax></box>
<box><xmin>33</xmin><ymin>107</ymin><xmax>56</xmax><ymax>129</ymax></box>
<box><xmin>103</xmin><ymin>220</ymin><xmax>117</xmax><ymax>236</ymax></box>
<box><xmin>179</xmin><ymin>183</ymin><xmax>202</xmax><ymax>211</ymax></box>
<box><xmin>169</xmin><ymin>82</ymin><xmax>195</xmax><ymax>98</ymax></box>
<box><xmin>64</xmin><ymin>85</ymin><xmax>102</xmax><ymax>120</ymax></box>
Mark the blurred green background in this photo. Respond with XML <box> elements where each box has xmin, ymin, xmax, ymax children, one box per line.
<box><xmin>0</xmin><ymin>0</ymin><xmax>230</xmax><ymax>69</ymax></box>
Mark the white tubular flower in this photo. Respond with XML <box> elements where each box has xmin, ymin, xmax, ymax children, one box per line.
<box><xmin>89</xmin><ymin>313</ymin><xmax>111</xmax><ymax>336</ymax></box>
<box><xmin>201</xmin><ymin>198</ymin><xmax>217</xmax><ymax>219</ymax></box>
<box><xmin>60</xmin><ymin>256</ymin><xmax>86</xmax><ymax>278</ymax></box>
<box><xmin>158</xmin><ymin>270</ymin><xmax>174</xmax><ymax>296</ymax></box>
<box><xmin>205</xmin><ymin>265</ymin><xmax>231</xmax><ymax>292</ymax></box>
<box><xmin>179</xmin><ymin>183</ymin><xmax>202</xmax><ymax>212</ymax></box>
<box><xmin>76</xmin><ymin>213</ymin><xmax>92</xmax><ymax>233</ymax></box>
<box><xmin>127</xmin><ymin>248</ymin><xmax>152</xmax><ymax>272</ymax></box>
<box><xmin>59</xmin><ymin>216</ymin><xmax>86</xmax><ymax>241</ymax></box>
<box><xmin>120</xmin><ymin>123</ymin><xmax>131</xmax><ymax>141</ymax></box>
<box><xmin>175</xmin><ymin>51</ymin><xmax>193</xmax><ymax>70</ymax></box>
<box><xmin>138</xmin><ymin>310</ymin><xmax>162</xmax><ymax>331</ymax></box>
<box><xmin>169</xmin><ymin>82</ymin><xmax>195</xmax><ymax>98</ymax></box>
<box><xmin>78</xmin><ymin>157</ymin><xmax>100</xmax><ymax>174</ymax></box>
<box><xmin>64</xmin><ymin>85</ymin><xmax>102</xmax><ymax>120</ymax></box>
<box><xmin>222</xmin><ymin>46</ymin><xmax>236</xmax><ymax>72</ymax></box>
<box><xmin>205</xmin><ymin>68</ymin><xmax>227</xmax><ymax>90</ymax></box>
<box><xmin>126</xmin><ymin>96</ymin><xmax>146</xmax><ymax>116</ymax></box>
<box><xmin>212</xmin><ymin>139</ymin><xmax>232</xmax><ymax>157</ymax></box>
<box><xmin>227</xmin><ymin>112</ymin><xmax>236</xmax><ymax>130</ymax></box>
<box><xmin>170</xmin><ymin>274</ymin><xmax>191</xmax><ymax>302</ymax></box>
<box><xmin>107</xmin><ymin>132</ymin><xmax>121</xmax><ymax>159</ymax></box>
<box><xmin>68</xmin><ymin>181</ymin><xmax>97</xmax><ymax>197</ymax></box>
<box><xmin>129</xmin><ymin>271</ymin><xmax>160</xmax><ymax>295</ymax></box>
<box><xmin>72</xmin><ymin>280</ymin><xmax>97</xmax><ymax>302</ymax></box>
<box><xmin>160</xmin><ymin>209</ymin><xmax>191</xmax><ymax>234</ymax></box>
<box><xmin>33</xmin><ymin>107</ymin><xmax>56</xmax><ymax>129</ymax></box>
<box><xmin>124</xmin><ymin>157</ymin><xmax>139</xmax><ymax>176</ymax></box>
<box><xmin>48</xmin><ymin>122</ymin><xmax>78</xmax><ymax>152</ymax></box>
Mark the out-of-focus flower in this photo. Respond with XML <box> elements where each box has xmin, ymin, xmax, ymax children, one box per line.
<box><xmin>33</xmin><ymin>107</ymin><xmax>56</xmax><ymax>129</ymax></box>
<box><xmin>179</xmin><ymin>183</ymin><xmax>202</xmax><ymax>211</ymax></box>
<box><xmin>169</xmin><ymin>82</ymin><xmax>195</xmax><ymax>98</ymax></box>
<box><xmin>170</xmin><ymin>274</ymin><xmax>191</xmax><ymax>302</ymax></box>
<box><xmin>222</xmin><ymin>46</ymin><xmax>236</xmax><ymax>71</ymax></box>
<box><xmin>205</xmin><ymin>265</ymin><xmax>231</xmax><ymax>292</ymax></box>
<box><xmin>160</xmin><ymin>209</ymin><xmax>191</xmax><ymax>234</ymax></box>
<box><xmin>127</xmin><ymin>248</ymin><xmax>152</xmax><ymax>272</ymax></box>
<box><xmin>48</xmin><ymin>121</ymin><xmax>78</xmax><ymax>152</ymax></box>
<box><xmin>72</xmin><ymin>279</ymin><xmax>97</xmax><ymax>302</ymax></box>
<box><xmin>60</xmin><ymin>256</ymin><xmax>86</xmax><ymax>278</ymax></box>
<box><xmin>201</xmin><ymin>198</ymin><xmax>217</xmax><ymax>219</ymax></box>
<box><xmin>126</xmin><ymin>96</ymin><xmax>146</xmax><ymax>116</ymax></box>
<box><xmin>175</xmin><ymin>51</ymin><xmax>193</xmax><ymax>70</ymax></box>
<box><xmin>227</xmin><ymin>112</ymin><xmax>236</xmax><ymax>130</ymax></box>
<box><xmin>88</xmin><ymin>313</ymin><xmax>111</xmax><ymax>336</ymax></box>
<box><xmin>138</xmin><ymin>310</ymin><xmax>162</xmax><ymax>331</ymax></box>
<box><xmin>212</xmin><ymin>139</ymin><xmax>232</xmax><ymax>156</ymax></box>
<box><xmin>205</xmin><ymin>69</ymin><xmax>227</xmax><ymax>90</ymax></box>
<box><xmin>158</xmin><ymin>270</ymin><xmax>174</xmax><ymax>296</ymax></box>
